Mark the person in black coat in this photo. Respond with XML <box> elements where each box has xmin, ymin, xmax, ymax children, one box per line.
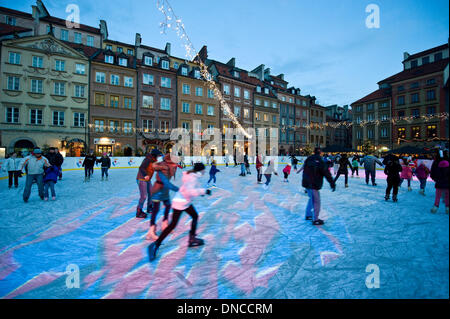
<box><xmin>383</xmin><ymin>155</ymin><xmax>402</xmax><ymax>202</ymax></box>
<box><xmin>82</xmin><ymin>150</ymin><xmax>97</xmax><ymax>181</ymax></box>
<box><xmin>334</xmin><ymin>154</ymin><xmax>352</xmax><ymax>187</ymax></box>
<box><xmin>430</xmin><ymin>150</ymin><xmax>449</xmax><ymax>213</ymax></box>
<box><xmin>301</xmin><ymin>147</ymin><xmax>336</xmax><ymax>225</ymax></box>
<box><xmin>97</xmin><ymin>152</ymin><xmax>111</xmax><ymax>181</ymax></box>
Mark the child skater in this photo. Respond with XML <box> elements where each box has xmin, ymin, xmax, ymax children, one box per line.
<box><xmin>263</xmin><ymin>159</ymin><xmax>277</xmax><ymax>189</ymax></box>
<box><xmin>148</xmin><ymin>163</ymin><xmax>212</xmax><ymax>261</ymax></box>
<box><xmin>430</xmin><ymin>151</ymin><xmax>449</xmax><ymax>214</ymax></box>
<box><xmin>351</xmin><ymin>156</ymin><xmax>359</xmax><ymax>177</ymax></box>
<box><xmin>207</xmin><ymin>160</ymin><xmax>220</xmax><ymax>187</ymax></box>
<box><xmin>415</xmin><ymin>161</ymin><xmax>430</xmax><ymax>195</ymax></box>
<box><xmin>384</xmin><ymin>155</ymin><xmax>402</xmax><ymax>202</ymax></box>
<box><xmin>43</xmin><ymin>164</ymin><xmax>59</xmax><ymax>201</ymax></box>
<box><xmin>256</xmin><ymin>154</ymin><xmax>263</xmax><ymax>184</ymax></box>
<box><xmin>283</xmin><ymin>164</ymin><xmax>291</xmax><ymax>182</ymax></box>
<box><xmin>399</xmin><ymin>158</ymin><xmax>413</xmax><ymax>191</ymax></box>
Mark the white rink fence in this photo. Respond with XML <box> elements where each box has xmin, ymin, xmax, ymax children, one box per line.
<box><xmin>0</xmin><ymin>155</ymin><xmax>434</xmax><ymax>180</ymax></box>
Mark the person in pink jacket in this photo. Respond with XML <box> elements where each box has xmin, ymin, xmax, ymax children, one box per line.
<box><xmin>283</xmin><ymin>164</ymin><xmax>292</xmax><ymax>182</ymax></box>
<box><xmin>148</xmin><ymin>163</ymin><xmax>212</xmax><ymax>261</ymax></box>
<box><xmin>399</xmin><ymin>158</ymin><xmax>413</xmax><ymax>191</ymax></box>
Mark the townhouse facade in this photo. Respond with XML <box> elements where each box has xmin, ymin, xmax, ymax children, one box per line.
<box><xmin>325</xmin><ymin>104</ymin><xmax>352</xmax><ymax>149</ymax></box>
<box><xmin>309</xmin><ymin>102</ymin><xmax>327</xmax><ymax>148</ymax></box>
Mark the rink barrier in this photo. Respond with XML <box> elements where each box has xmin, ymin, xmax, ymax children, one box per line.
<box><xmin>0</xmin><ymin>156</ymin><xmax>434</xmax><ymax>180</ymax></box>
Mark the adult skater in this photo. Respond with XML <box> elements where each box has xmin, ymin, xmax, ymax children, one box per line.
<box><xmin>55</xmin><ymin>148</ymin><xmax>64</xmax><ymax>180</ymax></box>
<box><xmin>256</xmin><ymin>154</ymin><xmax>263</xmax><ymax>184</ymax></box>
<box><xmin>262</xmin><ymin>158</ymin><xmax>278</xmax><ymax>190</ymax></box>
<box><xmin>333</xmin><ymin>154</ymin><xmax>341</xmax><ymax>176</ymax></box>
<box><xmin>361</xmin><ymin>154</ymin><xmax>383</xmax><ymax>186</ymax></box>
<box><xmin>207</xmin><ymin>160</ymin><xmax>220</xmax><ymax>187</ymax></box>
<box><xmin>45</xmin><ymin>147</ymin><xmax>64</xmax><ymax>180</ymax></box>
<box><xmin>136</xmin><ymin>148</ymin><xmax>162</xmax><ymax>218</ymax></box>
<box><xmin>383</xmin><ymin>155</ymin><xmax>402</xmax><ymax>202</ymax></box>
<box><xmin>302</xmin><ymin>147</ymin><xmax>336</xmax><ymax>225</ymax></box>
<box><xmin>43</xmin><ymin>164</ymin><xmax>59</xmax><ymax>201</ymax></box>
<box><xmin>244</xmin><ymin>154</ymin><xmax>251</xmax><ymax>175</ymax></box>
<box><xmin>291</xmin><ymin>156</ymin><xmax>299</xmax><ymax>171</ymax></box>
<box><xmin>22</xmin><ymin>148</ymin><xmax>50</xmax><ymax>202</ymax></box>
<box><xmin>82</xmin><ymin>150</ymin><xmax>97</xmax><ymax>182</ymax></box>
<box><xmin>97</xmin><ymin>153</ymin><xmax>111</xmax><ymax>181</ymax></box>
<box><xmin>3</xmin><ymin>152</ymin><xmax>22</xmax><ymax>189</ymax></box>
<box><xmin>146</xmin><ymin>154</ymin><xmax>179</xmax><ymax>240</ymax></box>
<box><xmin>148</xmin><ymin>163</ymin><xmax>212</xmax><ymax>261</ymax></box>
<box><xmin>430</xmin><ymin>151</ymin><xmax>449</xmax><ymax>214</ymax></box>
<box><xmin>334</xmin><ymin>154</ymin><xmax>352</xmax><ymax>187</ymax></box>
<box><xmin>399</xmin><ymin>158</ymin><xmax>413</xmax><ymax>191</ymax></box>
<box><xmin>415</xmin><ymin>161</ymin><xmax>430</xmax><ymax>195</ymax></box>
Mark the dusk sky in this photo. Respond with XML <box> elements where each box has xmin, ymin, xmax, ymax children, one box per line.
<box><xmin>4</xmin><ymin>0</ymin><xmax>449</xmax><ymax>107</ymax></box>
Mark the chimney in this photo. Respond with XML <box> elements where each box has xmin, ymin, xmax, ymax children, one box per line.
<box><xmin>165</xmin><ymin>42</ymin><xmax>171</xmax><ymax>55</ymax></box>
<box><xmin>32</xmin><ymin>6</ymin><xmax>39</xmax><ymax>36</ymax></box>
<box><xmin>278</xmin><ymin>73</ymin><xmax>284</xmax><ymax>80</ymax></box>
<box><xmin>226</xmin><ymin>57</ymin><xmax>235</xmax><ymax>67</ymax></box>
<box><xmin>263</xmin><ymin>68</ymin><xmax>271</xmax><ymax>80</ymax></box>
<box><xmin>251</xmin><ymin>64</ymin><xmax>264</xmax><ymax>81</ymax></box>
<box><xmin>135</xmin><ymin>33</ymin><xmax>141</xmax><ymax>47</ymax></box>
<box><xmin>197</xmin><ymin>45</ymin><xmax>208</xmax><ymax>63</ymax></box>
<box><xmin>403</xmin><ymin>52</ymin><xmax>410</xmax><ymax>61</ymax></box>
<box><xmin>36</xmin><ymin>0</ymin><xmax>48</xmax><ymax>18</ymax></box>
<box><xmin>100</xmin><ymin>20</ymin><xmax>108</xmax><ymax>40</ymax></box>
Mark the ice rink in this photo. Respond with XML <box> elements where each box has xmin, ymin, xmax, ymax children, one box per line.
<box><xmin>0</xmin><ymin>164</ymin><xmax>448</xmax><ymax>298</ymax></box>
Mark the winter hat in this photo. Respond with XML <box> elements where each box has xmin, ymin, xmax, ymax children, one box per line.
<box><xmin>314</xmin><ymin>147</ymin><xmax>321</xmax><ymax>155</ymax></box>
<box><xmin>438</xmin><ymin>160</ymin><xmax>449</xmax><ymax>168</ymax></box>
<box><xmin>150</xmin><ymin>148</ymin><xmax>163</xmax><ymax>157</ymax></box>
<box><xmin>33</xmin><ymin>148</ymin><xmax>42</xmax><ymax>154</ymax></box>
<box><xmin>193</xmin><ymin>162</ymin><xmax>206</xmax><ymax>172</ymax></box>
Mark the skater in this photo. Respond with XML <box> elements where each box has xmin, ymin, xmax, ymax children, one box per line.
<box><xmin>256</xmin><ymin>154</ymin><xmax>263</xmax><ymax>183</ymax></box>
<box><xmin>351</xmin><ymin>156</ymin><xmax>359</xmax><ymax>177</ymax></box>
<box><xmin>43</xmin><ymin>164</ymin><xmax>59</xmax><ymax>201</ymax></box>
<box><xmin>97</xmin><ymin>153</ymin><xmax>111</xmax><ymax>181</ymax></box>
<box><xmin>334</xmin><ymin>154</ymin><xmax>352</xmax><ymax>187</ymax></box>
<box><xmin>3</xmin><ymin>152</ymin><xmax>22</xmax><ymax>188</ymax></box>
<box><xmin>82</xmin><ymin>150</ymin><xmax>96</xmax><ymax>182</ymax></box>
<box><xmin>301</xmin><ymin>147</ymin><xmax>336</xmax><ymax>225</ymax></box>
<box><xmin>292</xmin><ymin>156</ymin><xmax>299</xmax><ymax>171</ymax></box>
<box><xmin>263</xmin><ymin>159</ymin><xmax>278</xmax><ymax>189</ymax></box>
<box><xmin>146</xmin><ymin>154</ymin><xmax>179</xmax><ymax>240</ymax></box>
<box><xmin>430</xmin><ymin>152</ymin><xmax>449</xmax><ymax>214</ymax></box>
<box><xmin>399</xmin><ymin>158</ymin><xmax>413</xmax><ymax>191</ymax></box>
<box><xmin>415</xmin><ymin>161</ymin><xmax>430</xmax><ymax>195</ymax></box>
<box><xmin>233</xmin><ymin>153</ymin><xmax>238</xmax><ymax>167</ymax></box>
<box><xmin>148</xmin><ymin>163</ymin><xmax>212</xmax><ymax>261</ymax></box>
<box><xmin>383</xmin><ymin>155</ymin><xmax>402</xmax><ymax>202</ymax></box>
<box><xmin>45</xmin><ymin>147</ymin><xmax>64</xmax><ymax>180</ymax></box>
<box><xmin>244</xmin><ymin>154</ymin><xmax>251</xmax><ymax>175</ymax></box>
<box><xmin>283</xmin><ymin>164</ymin><xmax>291</xmax><ymax>182</ymax></box>
<box><xmin>333</xmin><ymin>154</ymin><xmax>341</xmax><ymax>176</ymax></box>
<box><xmin>239</xmin><ymin>160</ymin><xmax>246</xmax><ymax>176</ymax></box>
<box><xmin>361</xmin><ymin>154</ymin><xmax>383</xmax><ymax>186</ymax></box>
<box><xmin>207</xmin><ymin>160</ymin><xmax>220</xmax><ymax>186</ymax></box>
<box><xmin>55</xmin><ymin>148</ymin><xmax>64</xmax><ymax>180</ymax></box>
<box><xmin>136</xmin><ymin>149</ymin><xmax>162</xmax><ymax>218</ymax></box>
<box><xmin>224</xmin><ymin>155</ymin><xmax>229</xmax><ymax>167</ymax></box>
<box><xmin>21</xmin><ymin>148</ymin><xmax>50</xmax><ymax>202</ymax></box>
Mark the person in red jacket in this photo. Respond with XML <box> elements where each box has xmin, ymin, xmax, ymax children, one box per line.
<box><xmin>399</xmin><ymin>158</ymin><xmax>413</xmax><ymax>191</ymax></box>
<box><xmin>415</xmin><ymin>162</ymin><xmax>430</xmax><ymax>195</ymax></box>
<box><xmin>256</xmin><ymin>154</ymin><xmax>263</xmax><ymax>184</ymax></box>
<box><xmin>136</xmin><ymin>149</ymin><xmax>162</xmax><ymax>218</ymax></box>
<box><xmin>283</xmin><ymin>164</ymin><xmax>291</xmax><ymax>182</ymax></box>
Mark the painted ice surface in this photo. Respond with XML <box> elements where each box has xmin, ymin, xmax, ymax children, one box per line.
<box><xmin>0</xmin><ymin>166</ymin><xmax>448</xmax><ymax>299</ymax></box>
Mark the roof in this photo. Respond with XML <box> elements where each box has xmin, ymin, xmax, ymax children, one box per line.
<box><xmin>104</xmin><ymin>39</ymin><xmax>135</xmax><ymax>48</ymax></box>
<box><xmin>0</xmin><ymin>6</ymin><xmax>33</xmax><ymax>19</ymax></box>
<box><xmin>351</xmin><ymin>88</ymin><xmax>391</xmax><ymax>105</ymax></box>
<box><xmin>211</xmin><ymin>60</ymin><xmax>257</xmax><ymax>87</ymax></box>
<box><xmin>63</xmin><ymin>41</ymin><xmax>100</xmax><ymax>58</ymax></box>
<box><xmin>403</xmin><ymin>44</ymin><xmax>448</xmax><ymax>62</ymax></box>
<box><xmin>40</xmin><ymin>16</ymin><xmax>100</xmax><ymax>34</ymax></box>
<box><xmin>0</xmin><ymin>22</ymin><xmax>32</xmax><ymax>36</ymax></box>
<box><xmin>378</xmin><ymin>58</ymin><xmax>449</xmax><ymax>84</ymax></box>
<box><xmin>92</xmin><ymin>49</ymin><xmax>136</xmax><ymax>67</ymax></box>
<box><xmin>139</xmin><ymin>44</ymin><xmax>166</xmax><ymax>54</ymax></box>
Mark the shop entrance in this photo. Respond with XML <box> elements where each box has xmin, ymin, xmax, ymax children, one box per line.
<box><xmin>97</xmin><ymin>145</ymin><xmax>113</xmax><ymax>156</ymax></box>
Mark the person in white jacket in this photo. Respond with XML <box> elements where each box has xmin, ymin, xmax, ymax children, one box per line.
<box><xmin>3</xmin><ymin>152</ymin><xmax>22</xmax><ymax>188</ymax></box>
<box><xmin>148</xmin><ymin>162</ymin><xmax>212</xmax><ymax>261</ymax></box>
<box><xmin>21</xmin><ymin>148</ymin><xmax>50</xmax><ymax>202</ymax></box>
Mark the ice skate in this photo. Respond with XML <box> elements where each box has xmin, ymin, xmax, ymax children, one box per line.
<box><xmin>305</xmin><ymin>216</ymin><xmax>312</xmax><ymax>221</ymax></box>
<box><xmin>312</xmin><ymin>219</ymin><xmax>324</xmax><ymax>226</ymax></box>
<box><xmin>262</xmin><ymin>184</ymin><xmax>268</xmax><ymax>190</ymax></box>
<box><xmin>408</xmin><ymin>187</ymin><xmax>412</xmax><ymax>191</ymax></box>
<box><xmin>148</xmin><ymin>242</ymin><xmax>159</xmax><ymax>261</ymax></box>
<box><xmin>44</xmin><ymin>197</ymin><xmax>48</xmax><ymax>201</ymax></box>
<box><xmin>145</xmin><ymin>225</ymin><xmax>158</xmax><ymax>241</ymax></box>
<box><xmin>430</xmin><ymin>206</ymin><xmax>438</xmax><ymax>214</ymax></box>
<box><xmin>385</xmin><ymin>195</ymin><xmax>389</xmax><ymax>201</ymax></box>
<box><xmin>392</xmin><ymin>195</ymin><xmax>398</xmax><ymax>202</ymax></box>
<box><xmin>136</xmin><ymin>208</ymin><xmax>147</xmax><ymax>219</ymax></box>
<box><xmin>52</xmin><ymin>196</ymin><xmax>56</xmax><ymax>201</ymax></box>
<box><xmin>419</xmin><ymin>189</ymin><xmax>425</xmax><ymax>195</ymax></box>
<box><xmin>345</xmin><ymin>184</ymin><xmax>349</xmax><ymax>188</ymax></box>
<box><xmin>188</xmin><ymin>235</ymin><xmax>204</xmax><ymax>247</ymax></box>
<box><xmin>101</xmin><ymin>176</ymin><xmax>104</xmax><ymax>181</ymax></box>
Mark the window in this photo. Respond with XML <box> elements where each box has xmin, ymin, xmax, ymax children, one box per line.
<box><xmin>255</xmin><ymin>112</ymin><xmax>259</xmax><ymax>121</ymax></box>
<box><xmin>142</xmin><ymin>95</ymin><xmax>153</xmax><ymax>108</ymax></box>
<box><xmin>74</xmin><ymin>113</ymin><xmax>85</xmax><ymax>127</ymax></box>
<box><xmin>410</xmin><ymin>82</ymin><xmax>419</xmax><ymax>89</ymax></box>
<box><xmin>426</xmin><ymin>78</ymin><xmax>436</xmax><ymax>86</ymax></box>
<box><xmin>397</xmin><ymin>96</ymin><xmax>405</xmax><ymax>105</ymax></box>
<box><xmin>104</xmin><ymin>55</ymin><xmax>114</xmax><ymax>64</ymax></box>
<box><xmin>281</xmin><ymin>96</ymin><xmax>286</xmax><ymax>102</ymax></box>
<box><xmin>87</xmin><ymin>36</ymin><xmax>94</xmax><ymax>47</ymax></box>
<box><xmin>367</xmin><ymin>103</ymin><xmax>374</xmax><ymax>110</ymax></box>
<box><xmin>244</xmin><ymin>90</ymin><xmax>250</xmax><ymax>100</ymax></box>
<box><xmin>272</xmin><ymin>115</ymin><xmax>277</xmax><ymax>124</ymax></box>
<box><xmin>109</xmin><ymin>120</ymin><xmax>119</xmax><ymax>133</ymax></box>
<box><xmin>355</xmin><ymin>105</ymin><xmax>361</xmax><ymax>112</ymax></box>
<box><xmin>234</xmin><ymin>106</ymin><xmax>240</xmax><ymax>117</ymax></box>
<box><xmin>127</xmin><ymin>49</ymin><xmax>134</xmax><ymax>55</ymax></box>
<box><xmin>30</xmin><ymin>79</ymin><xmax>43</xmax><ymax>93</ymax></box>
<box><xmin>410</xmin><ymin>60</ymin><xmax>418</xmax><ymax>68</ymax></box>
<box><xmin>422</xmin><ymin>56</ymin><xmax>429</xmax><ymax>65</ymax></box>
<box><xmin>207</xmin><ymin>105</ymin><xmax>214</xmax><ymax>116</ymax></box>
<box><xmin>412</xmin><ymin>126</ymin><xmax>420</xmax><ymax>138</ymax></box>
<box><xmin>30</xmin><ymin>109</ymin><xmax>42</xmax><ymax>125</ymax></box>
<box><xmin>272</xmin><ymin>102</ymin><xmax>277</xmax><ymax>109</ymax></box>
<box><xmin>264</xmin><ymin>100</ymin><xmax>269</xmax><ymax>107</ymax></box>
<box><xmin>60</xmin><ymin>29</ymin><xmax>68</xmax><ymax>41</ymax></box>
<box><xmin>380</xmin><ymin>101</ymin><xmax>388</xmax><ymax>108</ymax></box>
<box><xmin>144</xmin><ymin>56</ymin><xmax>153</xmax><ymax>66</ymax></box>
<box><xmin>397</xmin><ymin>127</ymin><xmax>406</xmax><ymax>139</ymax></box>
<box><xmin>207</xmin><ymin>124</ymin><xmax>214</xmax><ymax>134</ymax></box>
<box><xmin>75</xmin><ymin>63</ymin><xmax>86</xmax><ymax>74</ymax></box>
<box><xmin>411</xmin><ymin>93</ymin><xmax>419</xmax><ymax>103</ymax></box>
<box><xmin>54</xmin><ymin>82</ymin><xmax>65</xmax><ymax>95</ymax></box>
<box><xmin>181</xmin><ymin>67</ymin><xmax>188</xmax><ymax>76</ymax></box>
<box><xmin>426</xmin><ymin>90</ymin><xmax>436</xmax><ymax>101</ymax></box>
<box><xmin>195</xmin><ymin>104</ymin><xmax>203</xmax><ymax>114</ymax></box>
<box><xmin>160</xmin><ymin>98</ymin><xmax>171</xmax><ymax>110</ymax></box>
<box><xmin>208</xmin><ymin>89</ymin><xmax>214</xmax><ymax>98</ymax></box>
<box><xmin>289</xmin><ymin>97</ymin><xmax>294</xmax><ymax>103</ymax></box>
<box><xmin>182</xmin><ymin>102</ymin><xmax>190</xmax><ymax>113</ymax></box>
<box><xmin>124</xmin><ymin>97</ymin><xmax>132</xmax><ymax>109</ymax></box>
<box><xmin>426</xmin><ymin>106</ymin><xmax>436</xmax><ymax>115</ymax></box>
<box><xmin>143</xmin><ymin>74</ymin><xmax>154</xmax><ymax>85</ymax></box>
<box><xmin>74</xmin><ymin>32</ymin><xmax>82</xmax><ymax>44</ymax></box>
<box><xmin>110</xmin><ymin>96</ymin><xmax>119</xmax><ymax>108</ymax></box>
<box><xmin>255</xmin><ymin>99</ymin><xmax>261</xmax><ymax>106</ymax></box>
<box><xmin>74</xmin><ymin>85</ymin><xmax>85</xmax><ymax>97</ymax></box>
<box><xmin>105</xmin><ymin>45</ymin><xmax>112</xmax><ymax>50</ymax></box>
<box><xmin>119</xmin><ymin>58</ymin><xmax>127</xmax><ymax>67</ymax></box>
<box><xmin>368</xmin><ymin>129</ymin><xmax>374</xmax><ymax>139</ymax></box>
<box><xmin>233</xmin><ymin>70</ymin><xmax>240</xmax><ymax>78</ymax></box>
<box><xmin>3</xmin><ymin>105</ymin><xmax>18</xmax><ymax>124</ymax></box>
<box><xmin>110</xmin><ymin>74</ymin><xmax>120</xmax><ymax>85</ymax></box>
<box><xmin>95</xmin><ymin>120</ymin><xmax>104</xmax><ymax>132</ymax></box>
<box><xmin>194</xmin><ymin>122</ymin><xmax>201</xmax><ymax>133</ymax></box>
<box><xmin>356</xmin><ymin>131</ymin><xmax>361</xmax><ymax>139</ymax></box>
<box><xmin>161</xmin><ymin>60</ymin><xmax>170</xmax><ymax>70</ymax></box>
<box><xmin>173</xmin><ymin>62</ymin><xmax>179</xmax><ymax>69</ymax></box>
<box><xmin>123</xmin><ymin>122</ymin><xmax>133</xmax><ymax>134</ymax></box>
<box><xmin>160</xmin><ymin>121</ymin><xmax>170</xmax><ymax>133</ymax></box>
<box><xmin>264</xmin><ymin>114</ymin><xmax>268</xmax><ymax>122</ymax></box>
<box><xmin>124</xmin><ymin>76</ymin><xmax>133</xmax><ymax>87</ymax></box>
<box><xmin>55</xmin><ymin>59</ymin><xmax>65</xmax><ymax>71</ymax></box>
<box><xmin>32</xmin><ymin>56</ymin><xmax>43</xmax><ymax>68</ymax></box>
<box><xmin>142</xmin><ymin>119</ymin><xmax>153</xmax><ymax>132</ymax></box>
<box><xmin>194</xmin><ymin>70</ymin><xmax>201</xmax><ymax>79</ymax></box>
<box><xmin>380</xmin><ymin>127</ymin><xmax>388</xmax><ymax>138</ymax></box>
<box><xmin>182</xmin><ymin>84</ymin><xmax>190</xmax><ymax>94</ymax></box>
<box><xmin>426</xmin><ymin>125</ymin><xmax>437</xmax><ymax>138</ymax></box>
<box><xmin>256</xmin><ymin>86</ymin><xmax>261</xmax><ymax>93</ymax></box>
<box><xmin>95</xmin><ymin>72</ymin><xmax>105</xmax><ymax>83</ymax></box>
<box><xmin>95</xmin><ymin>93</ymin><xmax>105</xmax><ymax>106</ymax></box>
<box><xmin>117</xmin><ymin>47</ymin><xmax>123</xmax><ymax>53</ymax></box>
<box><xmin>161</xmin><ymin>77</ymin><xmax>171</xmax><ymax>88</ymax></box>
<box><xmin>434</xmin><ymin>52</ymin><xmax>442</xmax><ymax>61</ymax></box>
<box><xmin>234</xmin><ymin>87</ymin><xmax>240</xmax><ymax>97</ymax></box>
<box><xmin>244</xmin><ymin>108</ymin><xmax>249</xmax><ymax>118</ymax></box>
<box><xmin>195</xmin><ymin>87</ymin><xmax>203</xmax><ymax>96</ymax></box>
<box><xmin>223</xmin><ymin>84</ymin><xmax>230</xmax><ymax>95</ymax></box>
<box><xmin>53</xmin><ymin>111</ymin><xmax>64</xmax><ymax>126</ymax></box>
<box><xmin>182</xmin><ymin>122</ymin><xmax>190</xmax><ymax>130</ymax></box>
<box><xmin>397</xmin><ymin>85</ymin><xmax>404</xmax><ymax>92</ymax></box>
<box><xmin>5</xmin><ymin>16</ymin><xmax>16</xmax><ymax>25</ymax></box>
<box><xmin>412</xmin><ymin>109</ymin><xmax>420</xmax><ymax>118</ymax></box>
